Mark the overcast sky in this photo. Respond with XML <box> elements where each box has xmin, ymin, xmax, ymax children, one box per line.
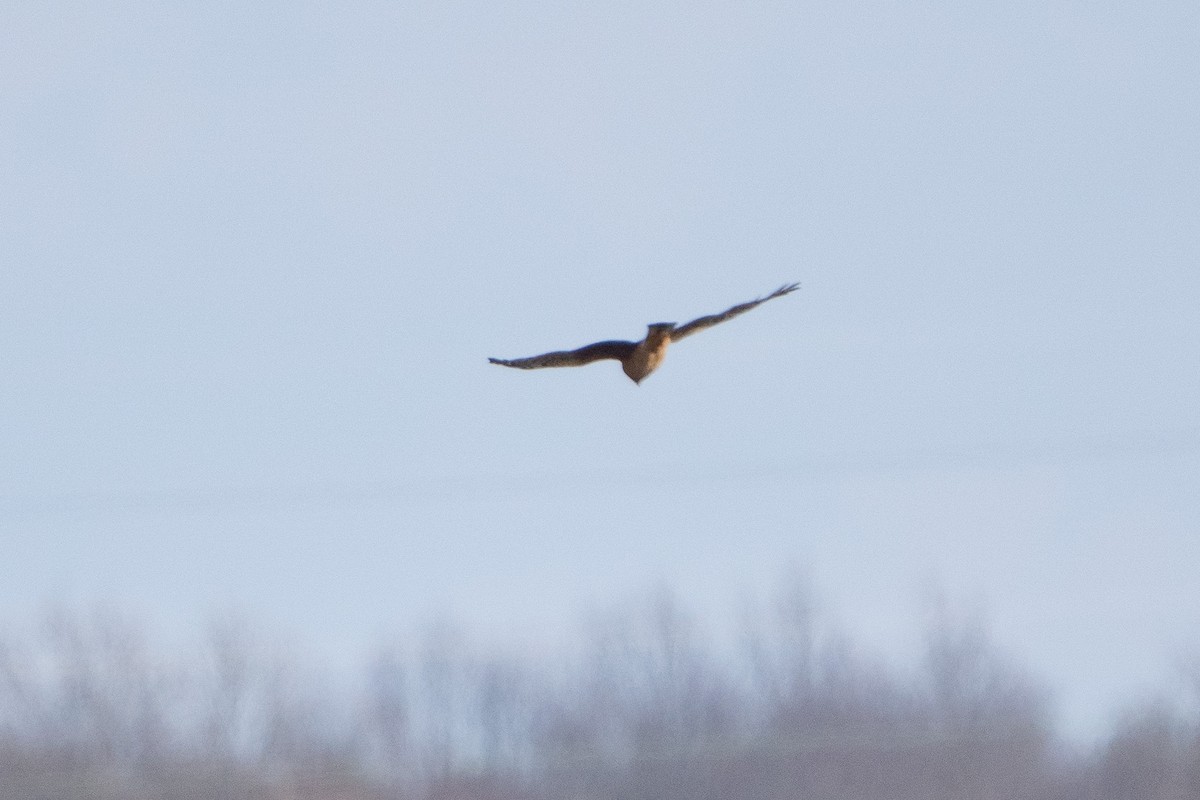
<box><xmin>2</xmin><ymin>1</ymin><xmax>1198</xmax><ymax>741</ymax></box>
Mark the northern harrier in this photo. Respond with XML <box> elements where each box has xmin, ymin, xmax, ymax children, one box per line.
<box><xmin>489</xmin><ymin>282</ymin><xmax>799</xmax><ymax>384</ymax></box>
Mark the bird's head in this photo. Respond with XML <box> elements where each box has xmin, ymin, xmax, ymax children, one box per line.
<box><xmin>646</xmin><ymin>322</ymin><xmax>676</xmax><ymax>335</ymax></box>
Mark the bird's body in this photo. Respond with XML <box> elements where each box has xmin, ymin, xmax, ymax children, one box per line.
<box><xmin>621</xmin><ymin>323</ymin><xmax>674</xmax><ymax>383</ymax></box>
<box><xmin>489</xmin><ymin>282</ymin><xmax>798</xmax><ymax>384</ymax></box>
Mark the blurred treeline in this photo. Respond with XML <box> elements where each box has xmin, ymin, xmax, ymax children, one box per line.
<box><xmin>1</xmin><ymin>582</ymin><xmax>1197</xmax><ymax>800</ymax></box>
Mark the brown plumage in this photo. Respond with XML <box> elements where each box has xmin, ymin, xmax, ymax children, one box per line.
<box><xmin>489</xmin><ymin>282</ymin><xmax>799</xmax><ymax>384</ymax></box>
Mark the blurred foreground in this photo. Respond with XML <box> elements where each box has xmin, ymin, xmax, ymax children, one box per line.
<box><xmin>1</xmin><ymin>584</ymin><xmax>1197</xmax><ymax>800</ymax></box>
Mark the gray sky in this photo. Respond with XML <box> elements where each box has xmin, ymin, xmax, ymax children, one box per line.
<box><xmin>3</xmin><ymin>1</ymin><xmax>1198</xmax><ymax>740</ymax></box>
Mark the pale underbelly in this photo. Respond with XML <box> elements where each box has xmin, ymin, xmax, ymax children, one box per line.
<box><xmin>623</xmin><ymin>341</ymin><xmax>668</xmax><ymax>383</ymax></box>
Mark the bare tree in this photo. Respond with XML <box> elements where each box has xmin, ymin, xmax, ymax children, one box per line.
<box><xmin>476</xmin><ymin>656</ymin><xmax>535</xmax><ymax>775</ymax></box>
<box><xmin>197</xmin><ymin>616</ymin><xmax>261</xmax><ymax>763</ymax></box>
<box><xmin>358</xmin><ymin>647</ymin><xmax>411</xmax><ymax>780</ymax></box>
<box><xmin>412</xmin><ymin>619</ymin><xmax>478</xmax><ymax>781</ymax></box>
<box><xmin>740</xmin><ymin>573</ymin><xmax>821</xmax><ymax>713</ymax></box>
<box><xmin>918</xmin><ymin>603</ymin><xmax>1053</xmax><ymax>800</ymax></box>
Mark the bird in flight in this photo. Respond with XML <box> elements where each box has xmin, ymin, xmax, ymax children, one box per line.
<box><xmin>489</xmin><ymin>282</ymin><xmax>799</xmax><ymax>384</ymax></box>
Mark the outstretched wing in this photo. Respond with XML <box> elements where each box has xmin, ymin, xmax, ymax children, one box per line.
<box><xmin>669</xmin><ymin>282</ymin><xmax>799</xmax><ymax>342</ymax></box>
<box><xmin>489</xmin><ymin>339</ymin><xmax>637</xmax><ymax>370</ymax></box>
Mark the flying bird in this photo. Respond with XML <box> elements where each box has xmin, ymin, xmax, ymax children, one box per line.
<box><xmin>489</xmin><ymin>282</ymin><xmax>799</xmax><ymax>384</ymax></box>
